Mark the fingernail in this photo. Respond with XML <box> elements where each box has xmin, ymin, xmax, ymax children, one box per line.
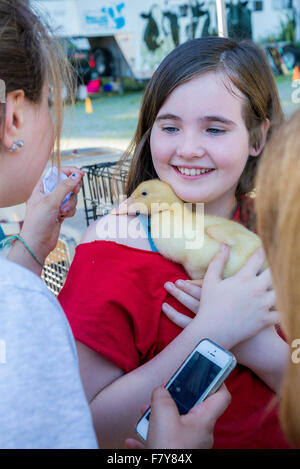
<box><xmin>162</xmin><ymin>303</ymin><xmax>169</xmax><ymax>311</ymax></box>
<box><xmin>175</xmin><ymin>279</ymin><xmax>184</xmax><ymax>287</ymax></box>
<box><xmin>164</xmin><ymin>282</ymin><xmax>173</xmax><ymax>290</ymax></box>
<box><xmin>221</xmin><ymin>244</ymin><xmax>228</xmax><ymax>251</ymax></box>
<box><xmin>61</xmin><ymin>207</ymin><xmax>69</xmax><ymax>214</ymax></box>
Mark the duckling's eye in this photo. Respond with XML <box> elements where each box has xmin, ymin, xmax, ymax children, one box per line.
<box><xmin>142</xmin><ymin>191</ymin><xmax>147</xmax><ymax>196</ymax></box>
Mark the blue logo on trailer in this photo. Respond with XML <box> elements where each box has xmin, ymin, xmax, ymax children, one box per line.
<box><xmin>85</xmin><ymin>3</ymin><xmax>125</xmax><ymax>29</ymax></box>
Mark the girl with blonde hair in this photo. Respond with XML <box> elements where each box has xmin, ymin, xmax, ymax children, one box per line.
<box><xmin>256</xmin><ymin>108</ymin><xmax>300</xmax><ymax>448</ymax></box>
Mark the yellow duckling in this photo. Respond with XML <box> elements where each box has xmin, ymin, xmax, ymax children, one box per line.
<box><xmin>113</xmin><ymin>179</ymin><xmax>264</xmax><ymax>279</ymax></box>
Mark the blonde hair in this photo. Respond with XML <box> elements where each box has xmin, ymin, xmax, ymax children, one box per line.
<box><xmin>256</xmin><ymin>108</ymin><xmax>300</xmax><ymax>448</ymax></box>
<box><xmin>0</xmin><ymin>0</ymin><xmax>74</xmax><ymax>168</ymax></box>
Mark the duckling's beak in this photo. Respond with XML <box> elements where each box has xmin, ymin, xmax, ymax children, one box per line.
<box><xmin>111</xmin><ymin>197</ymin><xmax>148</xmax><ymax>216</ymax></box>
<box><xmin>111</xmin><ymin>198</ymin><xmax>131</xmax><ymax>215</ymax></box>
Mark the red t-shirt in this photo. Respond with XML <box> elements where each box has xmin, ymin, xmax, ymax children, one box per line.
<box><xmin>58</xmin><ymin>205</ymin><xmax>290</xmax><ymax>449</ymax></box>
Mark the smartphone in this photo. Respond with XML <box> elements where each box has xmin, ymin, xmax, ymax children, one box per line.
<box><xmin>136</xmin><ymin>338</ymin><xmax>236</xmax><ymax>441</ymax></box>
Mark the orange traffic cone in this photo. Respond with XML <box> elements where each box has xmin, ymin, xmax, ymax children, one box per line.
<box><xmin>292</xmin><ymin>66</ymin><xmax>300</xmax><ymax>81</ymax></box>
<box><xmin>85</xmin><ymin>97</ymin><xmax>93</xmax><ymax>114</ymax></box>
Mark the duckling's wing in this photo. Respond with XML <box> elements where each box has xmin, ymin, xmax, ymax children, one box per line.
<box><xmin>205</xmin><ymin>223</ymin><xmax>255</xmax><ymax>247</ymax></box>
<box><xmin>205</xmin><ymin>223</ymin><xmax>262</xmax><ymax>277</ymax></box>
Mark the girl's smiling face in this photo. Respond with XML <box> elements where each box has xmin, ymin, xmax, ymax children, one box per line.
<box><xmin>150</xmin><ymin>71</ymin><xmax>260</xmax><ymax>217</ymax></box>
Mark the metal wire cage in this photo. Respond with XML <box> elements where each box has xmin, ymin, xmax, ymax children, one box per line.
<box><xmin>41</xmin><ymin>236</ymin><xmax>73</xmax><ymax>296</ymax></box>
<box><xmin>81</xmin><ymin>161</ymin><xmax>129</xmax><ymax>226</ymax></box>
<box><xmin>0</xmin><ymin>221</ymin><xmax>71</xmax><ymax>296</ymax></box>
<box><xmin>41</xmin><ymin>161</ymin><xmax>129</xmax><ymax>295</ymax></box>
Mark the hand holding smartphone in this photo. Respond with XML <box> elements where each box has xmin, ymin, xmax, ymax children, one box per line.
<box><xmin>136</xmin><ymin>338</ymin><xmax>236</xmax><ymax>442</ymax></box>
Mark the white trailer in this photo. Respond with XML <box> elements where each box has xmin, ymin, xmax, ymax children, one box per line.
<box><xmin>35</xmin><ymin>0</ymin><xmax>299</xmax><ymax>81</ymax></box>
<box><xmin>34</xmin><ymin>0</ymin><xmax>222</xmax><ymax>80</ymax></box>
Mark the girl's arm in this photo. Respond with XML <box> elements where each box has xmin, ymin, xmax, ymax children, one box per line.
<box><xmin>76</xmin><ymin>246</ymin><xmax>278</xmax><ymax>448</ymax></box>
<box><xmin>77</xmin><ymin>318</ymin><xmax>232</xmax><ymax>449</ymax></box>
<box><xmin>163</xmin><ymin>268</ymin><xmax>286</xmax><ymax>393</ymax></box>
<box><xmin>231</xmin><ymin>327</ymin><xmax>289</xmax><ymax>394</ymax></box>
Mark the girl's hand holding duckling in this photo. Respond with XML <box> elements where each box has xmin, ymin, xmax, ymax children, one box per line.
<box><xmin>163</xmin><ymin>279</ymin><xmax>202</xmax><ymax>327</ymax></box>
<box><xmin>163</xmin><ymin>244</ymin><xmax>279</xmax><ymax>348</ymax></box>
<box><xmin>163</xmin><ymin>244</ymin><xmax>289</xmax><ymax>392</ymax></box>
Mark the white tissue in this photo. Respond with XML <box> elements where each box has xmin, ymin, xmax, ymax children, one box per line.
<box><xmin>43</xmin><ymin>167</ymin><xmax>72</xmax><ymax>206</ymax></box>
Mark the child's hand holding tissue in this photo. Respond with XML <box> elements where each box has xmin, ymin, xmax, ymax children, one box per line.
<box><xmin>7</xmin><ymin>166</ymin><xmax>84</xmax><ymax>275</ymax></box>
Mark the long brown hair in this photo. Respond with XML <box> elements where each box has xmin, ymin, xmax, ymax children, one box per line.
<box><xmin>0</xmin><ymin>0</ymin><xmax>73</xmax><ymax>167</ymax></box>
<box><xmin>119</xmin><ymin>37</ymin><xmax>284</xmax><ymax>224</ymax></box>
<box><xmin>256</xmin><ymin>109</ymin><xmax>300</xmax><ymax>448</ymax></box>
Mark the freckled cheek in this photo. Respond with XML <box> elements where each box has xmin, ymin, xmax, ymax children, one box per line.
<box><xmin>151</xmin><ymin>130</ymin><xmax>178</xmax><ymax>166</ymax></box>
<box><xmin>211</xmin><ymin>137</ymin><xmax>248</xmax><ymax>170</ymax></box>
<box><xmin>150</xmin><ymin>131</ymin><xmax>170</xmax><ymax>167</ymax></box>
<box><xmin>205</xmin><ymin>142</ymin><xmax>232</xmax><ymax>168</ymax></box>
<box><xmin>215</xmin><ymin>152</ymin><xmax>236</xmax><ymax>169</ymax></box>
<box><xmin>151</xmin><ymin>151</ymin><xmax>168</xmax><ymax>178</ymax></box>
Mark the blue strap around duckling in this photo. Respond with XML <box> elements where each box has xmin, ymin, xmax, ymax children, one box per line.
<box><xmin>137</xmin><ymin>214</ymin><xmax>159</xmax><ymax>252</ymax></box>
<box><xmin>0</xmin><ymin>225</ymin><xmax>5</xmax><ymax>245</ymax></box>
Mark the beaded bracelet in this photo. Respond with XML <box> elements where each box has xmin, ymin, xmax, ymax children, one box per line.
<box><xmin>0</xmin><ymin>235</ymin><xmax>44</xmax><ymax>267</ymax></box>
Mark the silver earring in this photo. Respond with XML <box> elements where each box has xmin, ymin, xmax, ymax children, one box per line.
<box><xmin>8</xmin><ymin>143</ymin><xmax>17</xmax><ymax>152</ymax></box>
<box><xmin>8</xmin><ymin>140</ymin><xmax>24</xmax><ymax>152</ymax></box>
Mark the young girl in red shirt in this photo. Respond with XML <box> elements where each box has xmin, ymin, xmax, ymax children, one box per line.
<box><xmin>59</xmin><ymin>37</ymin><xmax>290</xmax><ymax>448</ymax></box>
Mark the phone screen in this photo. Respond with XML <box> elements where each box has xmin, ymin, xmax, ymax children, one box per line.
<box><xmin>146</xmin><ymin>352</ymin><xmax>221</xmax><ymax>418</ymax></box>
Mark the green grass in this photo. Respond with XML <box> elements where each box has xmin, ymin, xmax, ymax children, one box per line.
<box><xmin>61</xmin><ymin>75</ymin><xmax>299</xmax><ymax>151</ymax></box>
<box><xmin>61</xmin><ymin>91</ymin><xmax>142</xmax><ymax>150</ymax></box>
